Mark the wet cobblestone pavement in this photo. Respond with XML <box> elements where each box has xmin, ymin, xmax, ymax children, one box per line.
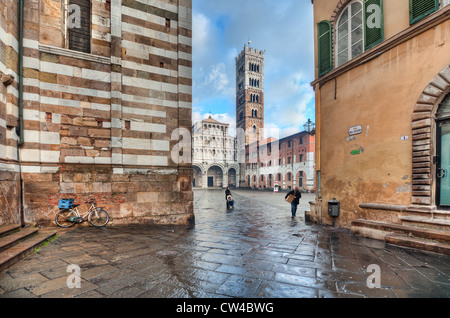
<box><xmin>1</xmin><ymin>189</ymin><xmax>450</xmax><ymax>298</ymax></box>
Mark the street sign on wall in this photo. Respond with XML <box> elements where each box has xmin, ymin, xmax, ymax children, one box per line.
<box><xmin>349</xmin><ymin>125</ymin><xmax>363</xmax><ymax>136</ymax></box>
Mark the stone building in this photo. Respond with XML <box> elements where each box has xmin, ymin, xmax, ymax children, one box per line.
<box><xmin>244</xmin><ymin>132</ymin><xmax>315</xmax><ymax>192</ymax></box>
<box><xmin>192</xmin><ymin>116</ymin><xmax>239</xmax><ymax>188</ymax></box>
<box><xmin>235</xmin><ymin>42</ymin><xmax>265</xmax><ymax>146</ymax></box>
<box><xmin>0</xmin><ymin>0</ymin><xmax>194</xmax><ymax>226</ymax></box>
<box><xmin>311</xmin><ymin>0</ymin><xmax>450</xmax><ymax>250</ymax></box>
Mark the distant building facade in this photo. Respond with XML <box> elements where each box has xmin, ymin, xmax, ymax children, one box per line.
<box><xmin>244</xmin><ymin>132</ymin><xmax>316</xmax><ymax>192</ymax></box>
<box><xmin>0</xmin><ymin>0</ymin><xmax>194</xmax><ymax>226</ymax></box>
<box><xmin>192</xmin><ymin>116</ymin><xmax>240</xmax><ymax>188</ymax></box>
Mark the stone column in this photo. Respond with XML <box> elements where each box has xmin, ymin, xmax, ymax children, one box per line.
<box><xmin>223</xmin><ymin>172</ymin><xmax>228</xmax><ymax>189</ymax></box>
<box><xmin>202</xmin><ymin>171</ymin><xmax>208</xmax><ymax>189</ymax></box>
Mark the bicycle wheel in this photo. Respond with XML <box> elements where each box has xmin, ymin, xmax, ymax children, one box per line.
<box><xmin>88</xmin><ymin>209</ymin><xmax>110</xmax><ymax>227</ymax></box>
<box><xmin>55</xmin><ymin>209</ymin><xmax>77</xmax><ymax>228</ymax></box>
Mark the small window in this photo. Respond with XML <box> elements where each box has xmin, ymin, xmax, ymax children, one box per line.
<box><xmin>166</xmin><ymin>18</ymin><xmax>171</xmax><ymax>28</ymax></box>
<box><xmin>68</xmin><ymin>0</ymin><xmax>91</xmax><ymax>54</ymax></box>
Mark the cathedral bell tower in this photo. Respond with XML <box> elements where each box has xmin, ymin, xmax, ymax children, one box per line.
<box><xmin>235</xmin><ymin>41</ymin><xmax>265</xmax><ymax>145</ymax></box>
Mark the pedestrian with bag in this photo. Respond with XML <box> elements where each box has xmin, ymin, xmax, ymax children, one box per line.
<box><xmin>285</xmin><ymin>187</ymin><xmax>301</xmax><ymax>218</ymax></box>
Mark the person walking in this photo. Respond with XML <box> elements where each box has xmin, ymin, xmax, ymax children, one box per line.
<box><xmin>225</xmin><ymin>187</ymin><xmax>231</xmax><ymax>200</ymax></box>
<box><xmin>225</xmin><ymin>187</ymin><xmax>233</xmax><ymax>209</ymax></box>
<box><xmin>285</xmin><ymin>187</ymin><xmax>301</xmax><ymax>217</ymax></box>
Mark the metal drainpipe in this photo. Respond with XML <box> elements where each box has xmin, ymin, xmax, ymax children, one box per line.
<box><xmin>17</xmin><ymin>0</ymin><xmax>25</xmax><ymax>227</ymax></box>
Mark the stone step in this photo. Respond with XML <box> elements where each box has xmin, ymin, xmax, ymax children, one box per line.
<box><xmin>351</xmin><ymin>219</ymin><xmax>450</xmax><ymax>243</ymax></box>
<box><xmin>0</xmin><ymin>228</ymin><xmax>57</xmax><ymax>272</ymax></box>
<box><xmin>0</xmin><ymin>227</ymin><xmax>39</xmax><ymax>253</ymax></box>
<box><xmin>0</xmin><ymin>224</ymin><xmax>20</xmax><ymax>238</ymax></box>
<box><xmin>400</xmin><ymin>215</ymin><xmax>450</xmax><ymax>231</ymax></box>
<box><xmin>386</xmin><ymin>234</ymin><xmax>450</xmax><ymax>255</ymax></box>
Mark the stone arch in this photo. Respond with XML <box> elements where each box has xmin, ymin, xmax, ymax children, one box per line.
<box><xmin>206</xmin><ymin>164</ymin><xmax>225</xmax><ymax>188</ymax></box>
<box><xmin>193</xmin><ymin>163</ymin><xmax>206</xmax><ymax>188</ymax></box>
<box><xmin>410</xmin><ymin>65</ymin><xmax>450</xmax><ymax>208</ymax></box>
<box><xmin>228</xmin><ymin>167</ymin><xmax>237</xmax><ymax>187</ymax></box>
<box><xmin>330</xmin><ymin>0</ymin><xmax>353</xmax><ymax>26</ymax></box>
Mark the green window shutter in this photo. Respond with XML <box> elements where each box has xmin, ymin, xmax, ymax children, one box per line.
<box><xmin>318</xmin><ymin>21</ymin><xmax>333</xmax><ymax>77</ymax></box>
<box><xmin>364</xmin><ymin>0</ymin><xmax>384</xmax><ymax>50</ymax></box>
<box><xmin>410</xmin><ymin>0</ymin><xmax>439</xmax><ymax>25</ymax></box>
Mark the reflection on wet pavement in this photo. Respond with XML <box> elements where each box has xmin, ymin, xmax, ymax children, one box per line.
<box><xmin>0</xmin><ymin>189</ymin><xmax>449</xmax><ymax>298</ymax></box>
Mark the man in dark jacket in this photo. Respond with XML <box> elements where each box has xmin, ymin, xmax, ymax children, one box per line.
<box><xmin>285</xmin><ymin>187</ymin><xmax>301</xmax><ymax>217</ymax></box>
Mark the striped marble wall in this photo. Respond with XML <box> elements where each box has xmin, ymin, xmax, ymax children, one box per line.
<box><xmin>0</xmin><ymin>0</ymin><xmax>194</xmax><ymax>226</ymax></box>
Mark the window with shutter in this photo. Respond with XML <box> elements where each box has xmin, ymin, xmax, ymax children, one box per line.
<box><xmin>336</xmin><ymin>1</ymin><xmax>364</xmax><ymax>67</ymax></box>
<box><xmin>409</xmin><ymin>0</ymin><xmax>439</xmax><ymax>24</ymax></box>
<box><xmin>334</xmin><ymin>0</ymin><xmax>385</xmax><ymax>68</ymax></box>
<box><xmin>364</xmin><ymin>0</ymin><xmax>384</xmax><ymax>50</ymax></box>
<box><xmin>68</xmin><ymin>0</ymin><xmax>91</xmax><ymax>53</ymax></box>
<box><xmin>318</xmin><ymin>20</ymin><xmax>333</xmax><ymax>76</ymax></box>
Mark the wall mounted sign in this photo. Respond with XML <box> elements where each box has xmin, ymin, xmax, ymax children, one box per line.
<box><xmin>349</xmin><ymin>125</ymin><xmax>363</xmax><ymax>136</ymax></box>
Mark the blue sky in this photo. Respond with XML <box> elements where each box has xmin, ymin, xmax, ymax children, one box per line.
<box><xmin>192</xmin><ymin>0</ymin><xmax>316</xmax><ymax>139</ymax></box>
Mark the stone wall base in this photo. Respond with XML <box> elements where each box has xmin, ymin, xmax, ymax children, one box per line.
<box><xmin>1</xmin><ymin>165</ymin><xmax>194</xmax><ymax>227</ymax></box>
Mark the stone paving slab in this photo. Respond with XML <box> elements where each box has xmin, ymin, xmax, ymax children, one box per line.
<box><xmin>0</xmin><ymin>189</ymin><xmax>449</xmax><ymax>299</ymax></box>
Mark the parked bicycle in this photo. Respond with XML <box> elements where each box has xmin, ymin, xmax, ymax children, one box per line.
<box><xmin>55</xmin><ymin>198</ymin><xmax>110</xmax><ymax>228</ymax></box>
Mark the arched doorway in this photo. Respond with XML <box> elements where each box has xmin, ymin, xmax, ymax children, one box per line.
<box><xmin>207</xmin><ymin>166</ymin><xmax>223</xmax><ymax>188</ymax></box>
<box><xmin>436</xmin><ymin>93</ymin><xmax>450</xmax><ymax>208</ymax></box>
<box><xmin>410</xmin><ymin>64</ymin><xmax>450</xmax><ymax>209</ymax></box>
<box><xmin>228</xmin><ymin>168</ymin><xmax>237</xmax><ymax>188</ymax></box>
<box><xmin>193</xmin><ymin>166</ymin><xmax>203</xmax><ymax>188</ymax></box>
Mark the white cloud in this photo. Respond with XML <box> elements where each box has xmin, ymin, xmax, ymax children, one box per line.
<box><xmin>192</xmin><ymin>13</ymin><xmax>211</xmax><ymax>59</ymax></box>
<box><xmin>192</xmin><ymin>0</ymin><xmax>315</xmax><ymax>139</ymax></box>
<box><xmin>201</xmin><ymin>63</ymin><xmax>234</xmax><ymax>97</ymax></box>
